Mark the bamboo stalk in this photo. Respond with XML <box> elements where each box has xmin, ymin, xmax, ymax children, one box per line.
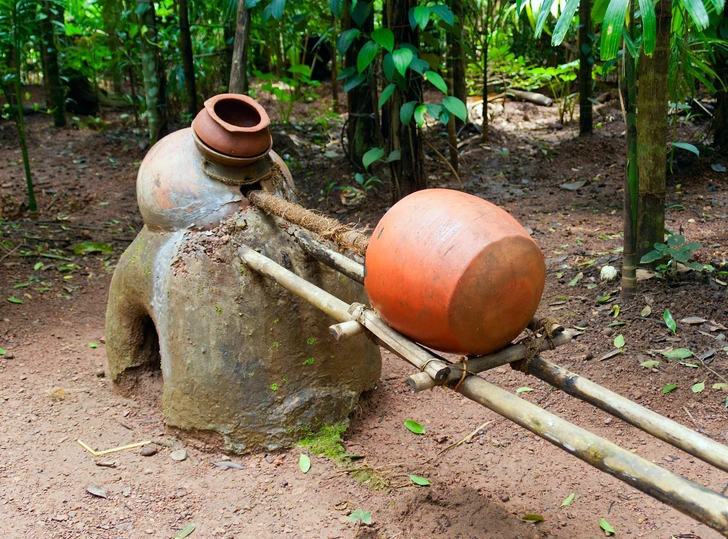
<box><xmin>455</xmin><ymin>375</ymin><xmax>728</xmax><ymax>535</ymax></box>
<box><xmin>406</xmin><ymin>331</ymin><xmax>574</xmax><ymax>392</ymax></box>
<box><xmin>526</xmin><ymin>356</ymin><xmax>728</xmax><ymax>474</ymax></box>
<box><xmin>294</xmin><ymin>230</ymin><xmax>364</xmax><ymax>283</ymax></box>
<box><xmin>329</xmin><ymin>320</ymin><xmax>366</xmax><ymax>340</ymax></box>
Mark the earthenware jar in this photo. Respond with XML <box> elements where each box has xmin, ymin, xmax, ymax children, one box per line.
<box><xmin>192</xmin><ymin>94</ymin><xmax>272</xmax><ymax>160</ymax></box>
<box><xmin>364</xmin><ymin>189</ymin><xmax>546</xmax><ymax>355</ymax></box>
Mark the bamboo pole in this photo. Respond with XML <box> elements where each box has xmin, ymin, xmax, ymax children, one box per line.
<box><xmin>329</xmin><ymin>320</ymin><xmax>366</xmax><ymax>340</ymax></box>
<box><xmin>455</xmin><ymin>375</ymin><xmax>728</xmax><ymax>535</ymax></box>
<box><xmin>526</xmin><ymin>356</ymin><xmax>728</xmax><ymax>474</ymax></box>
<box><xmin>294</xmin><ymin>230</ymin><xmax>364</xmax><ymax>283</ymax></box>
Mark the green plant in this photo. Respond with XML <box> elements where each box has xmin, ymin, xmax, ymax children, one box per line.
<box><xmin>349</xmin><ymin>508</ymin><xmax>372</xmax><ymax>537</ymax></box>
<box><xmin>527</xmin><ymin>61</ymin><xmax>579</xmax><ymax>124</ymax></box>
<box><xmin>640</xmin><ymin>234</ymin><xmax>705</xmax><ymax>277</ymax></box>
<box><xmin>298</xmin><ymin>422</ymin><xmax>347</xmax><ymax>460</ymax></box>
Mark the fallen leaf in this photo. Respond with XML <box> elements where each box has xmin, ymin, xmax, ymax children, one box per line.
<box><xmin>299</xmin><ymin>454</ymin><xmax>311</xmax><ymax>473</ymax></box>
<box><xmin>599</xmin><ymin>349</ymin><xmax>622</xmax><ymax>361</ymax></box>
<box><xmin>664</xmin><ymin>310</ymin><xmax>677</xmax><ymax>334</ymax></box>
<box><xmin>661</xmin><ymin>348</ymin><xmax>693</xmax><ymax>360</ymax></box>
<box><xmin>680</xmin><ymin>317</ymin><xmax>707</xmax><ymax>325</ymax></box>
<box><xmin>640</xmin><ymin>305</ymin><xmax>652</xmax><ymax>317</ymax></box>
<box><xmin>86</xmin><ymin>485</ymin><xmax>107</xmax><ymax>498</ymax></box>
<box><xmin>516</xmin><ymin>387</ymin><xmax>534</xmax><ymax>393</ymax></box>
<box><xmin>559</xmin><ymin>180</ymin><xmax>586</xmax><ymax>191</ymax></box>
<box><xmin>568</xmin><ymin>272</ymin><xmax>583</xmax><ymax>286</ymax></box>
<box><xmin>613</xmin><ymin>334</ymin><xmax>625</xmax><ymax>349</ymax></box>
<box><xmin>214</xmin><ymin>461</ymin><xmax>245</xmax><ymax>470</ymax></box>
<box><xmin>662</xmin><ymin>383</ymin><xmax>678</xmax><ymax>393</ymax></box>
<box><xmin>409</xmin><ymin>474</ymin><xmax>431</xmax><ymax>486</ymax></box>
<box><xmin>600</xmin><ymin>518</ymin><xmax>616</xmax><ymax>535</ymax></box>
<box><xmin>404</xmin><ymin>420</ymin><xmax>425</xmax><ymax>435</ymax></box>
<box><xmin>713</xmin><ymin>383</ymin><xmax>728</xmax><ymax>390</ymax></box>
<box><xmin>711</xmin><ymin>163</ymin><xmax>726</xmax><ymax>172</ymax></box>
<box><xmin>522</xmin><ymin>513</ymin><xmax>545</xmax><ymax>522</ymax></box>
<box><xmin>561</xmin><ymin>493</ymin><xmax>575</xmax><ymax>507</ymax></box>
<box><xmin>692</xmin><ymin>381</ymin><xmax>705</xmax><ymax>393</ymax></box>
<box><xmin>640</xmin><ymin>360</ymin><xmax>660</xmax><ymax>369</ymax></box>
<box><xmin>174</xmin><ymin>523</ymin><xmax>196</xmax><ymax>538</ymax></box>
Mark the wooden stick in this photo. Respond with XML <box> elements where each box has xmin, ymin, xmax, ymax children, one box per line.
<box><xmin>294</xmin><ymin>230</ymin><xmax>364</xmax><ymax>284</ymax></box>
<box><xmin>77</xmin><ymin>439</ymin><xmax>152</xmax><ymax>457</ymax></box>
<box><xmin>454</xmin><ymin>375</ymin><xmax>728</xmax><ymax>535</ymax></box>
<box><xmin>422</xmin><ymin>135</ymin><xmax>464</xmax><ymax>188</ymax></box>
<box><xmin>526</xmin><ymin>356</ymin><xmax>728</xmax><ymax>474</ymax></box>
<box><xmin>329</xmin><ymin>320</ymin><xmax>366</xmax><ymax>340</ymax></box>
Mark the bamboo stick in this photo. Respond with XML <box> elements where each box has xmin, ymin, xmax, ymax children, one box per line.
<box><xmin>526</xmin><ymin>356</ymin><xmax>728</xmax><ymax>474</ymax></box>
<box><xmin>406</xmin><ymin>331</ymin><xmax>574</xmax><ymax>392</ymax></box>
<box><xmin>329</xmin><ymin>320</ymin><xmax>366</xmax><ymax>340</ymax></box>
<box><xmin>455</xmin><ymin>375</ymin><xmax>728</xmax><ymax>536</ymax></box>
<box><xmin>294</xmin><ymin>230</ymin><xmax>364</xmax><ymax>284</ymax></box>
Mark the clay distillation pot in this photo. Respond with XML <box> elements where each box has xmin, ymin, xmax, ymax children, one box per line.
<box><xmin>192</xmin><ymin>94</ymin><xmax>272</xmax><ymax>161</ymax></box>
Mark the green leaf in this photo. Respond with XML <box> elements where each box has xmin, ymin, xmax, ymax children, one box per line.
<box><xmin>442</xmin><ymin>96</ymin><xmax>467</xmax><ymax>122</ymax></box>
<box><xmin>269</xmin><ymin>0</ymin><xmax>286</xmax><ymax>19</ymax></box>
<box><xmin>336</xmin><ymin>29</ymin><xmax>360</xmax><ymax>55</ymax></box>
<box><xmin>568</xmin><ymin>272</ymin><xmax>583</xmax><ymax>286</ymax></box>
<box><xmin>174</xmin><ymin>523</ymin><xmax>196</xmax><ymax>539</ymax></box>
<box><xmin>349</xmin><ymin>509</ymin><xmax>372</xmax><ymax>525</ymax></box>
<box><xmin>0</xmin><ymin>348</ymin><xmax>5</xmax><ymax>355</ymax></box>
<box><xmin>516</xmin><ymin>387</ymin><xmax>534</xmax><ymax>393</ymax></box>
<box><xmin>661</xmin><ymin>348</ymin><xmax>693</xmax><ymax>360</ymax></box>
<box><xmin>640</xmin><ymin>360</ymin><xmax>660</xmax><ymax>369</ymax></box>
<box><xmin>330</xmin><ymin>0</ymin><xmax>345</xmax><ymax>18</ymax></box>
<box><xmin>600</xmin><ymin>518</ymin><xmax>615</xmax><ymax>534</ymax></box>
<box><xmin>362</xmin><ymin>147</ymin><xmax>385</xmax><ymax>170</ymax></box>
<box><xmin>552</xmin><ymin>0</ymin><xmax>580</xmax><ymax>46</ymax></box>
<box><xmin>637</xmin><ymin>0</ymin><xmax>656</xmax><ymax>55</ymax></box>
<box><xmin>692</xmin><ymin>381</ymin><xmax>705</xmax><ymax>393</ymax></box>
<box><xmin>357</xmin><ymin>41</ymin><xmax>379</xmax><ymax>73</ymax></box>
<box><xmin>409</xmin><ymin>474</ymin><xmax>431</xmax><ymax>486</ymax></box>
<box><xmin>662</xmin><ymin>383</ymin><xmax>678</xmax><ymax>394</ymax></box>
<box><xmin>713</xmin><ymin>383</ymin><xmax>728</xmax><ymax>390</ymax></box>
<box><xmin>392</xmin><ymin>48</ymin><xmax>413</xmax><ymax>77</ymax></box>
<box><xmin>561</xmin><ymin>493</ymin><xmax>575</xmax><ymax>507</ymax></box>
<box><xmin>88</xmin><ymin>342</ymin><xmax>99</xmax><ymax>349</ymax></box>
<box><xmin>412</xmin><ymin>5</ymin><xmax>431</xmax><ymax>29</ymax></box>
<box><xmin>6</xmin><ymin>297</ymin><xmax>22</xmax><ymax>304</ymax></box>
<box><xmin>639</xmin><ymin>250</ymin><xmax>663</xmax><ymax>264</ymax></box>
<box><xmin>371</xmin><ymin>28</ymin><xmax>394</xmax><ymax>53</ymax></box>
<box><xmin>535</xmin><ymin>0</ymin><xmax>557</xmax><ymax>36</ymax></box>
<box><xmin>378</xmin><ymin>84</ymin><xmax>396</xmax><ymax>109</ymax></box>
<box><xmin>664</xmin><ymin>309</ymin><xmax>677</xmax><ymax>334</ymax></box>
<box><xmin>414</xmin><ymin>105</ymin><xmax>427</xmax><ymax>127</ymax></box>
<box><xmin>343</xmin><ymin>74</ymin><xmax>366</xmax><ymax>93</ymax></box>
<box><xmin>404</xmin><ymin>419</ymin><xmax>425</xmax><ymax>434</ymax></box>
<box><xmin>601</xmin><ymin>0</ymin><xmax>630</xmax><ymax>60</ymax></box>
<box><xmin>672</xmin><ymin>142</ymin><xmax>700</xmax><ymax>156</ymax></box>
<box><xmin>73</xmin><ymin>242</ymin><xmax>113</xmax><ymax>255</ymax></box>
<box><xmin>33</xmin><ymin>262</ymin><xmax>43</xmax><ymax>271</ymax></box>
<box><xmin>424</xmin><ymin>71</ymin><xmax>447</xmax><ymax>93</ymax></box>
<box><xmin>299</xmin><ymin>454</ymin><xmax>311</xmax><ymax>473</ymax></box>
<box><xmin>522</xmin><ymin>513</ymin><xmax>545</xmax><ymax>522</ymax></box>
<box><xmin>431</xmin><ymin>4</ymin><xmax>454</xmax><ymax>25</ymax></box>
<box><xmin>640</xmin><ymin>306</ymin><xmax>652</xmax><ymax>317</ymax></box>
<box><xmin>613</xmin><ymin>334</ymin><xmax>625</xmax><ymax>348</ymax></box>
<box><xmin>386</xmin><ymin>150</ymin><xmax>401</xmax><ymax>162</ymax></box>
<box><xmin>400</xmin><ymin>101</ymin><xmax>417</xmax><ymax>125</ymax></box>
<box><xmin>680</xmin><ymin>0</ymin><xmax>710</xmax><ymax>29</ymax></box>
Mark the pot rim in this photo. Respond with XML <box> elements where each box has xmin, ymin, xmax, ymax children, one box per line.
<box><xmin>191</xmin><ymin>126</ymin><xmax>272</xmax><ymax>166</ymax></box>
<box><xmin>203</xmin><ymin>93</ymin><xmax>271</xmax><ymax>134</ymax></box>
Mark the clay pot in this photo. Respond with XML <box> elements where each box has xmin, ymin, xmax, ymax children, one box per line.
<box><xmin>364</xmin><ymin>189</ymin><xmax>546</xmax><ymax>355</ymax></box>
<box><xmin>192</xmin><ymin>94</ymin><xmax>272</xmax><ymax>159</ymax></box>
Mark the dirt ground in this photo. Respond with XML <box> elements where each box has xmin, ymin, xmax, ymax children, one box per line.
<box><xmin>1</xmin><ymin>85</ymin><xmax>727</xmax><ymax>539</ymax></box>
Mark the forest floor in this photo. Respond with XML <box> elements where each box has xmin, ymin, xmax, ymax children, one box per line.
<box><xmin>1</xmin><ymin>84</ymin><xmax>728</xmax><ymax>539</ymax></box>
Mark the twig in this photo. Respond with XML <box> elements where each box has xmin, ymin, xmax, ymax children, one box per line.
<box><xmin>697</xmin><ymin>359</ymin><xmax>728</xmax><ymax>384</ymax></box>
<box><xmin>77</xmin><ymin>439</ymin><xmax>152</xmax><ymax>456</ymax></box>
<box><xmin>422</xmin><ymin>135</ymin><xmax>463</xmax><ymax>188</ymax></box>
<box><xmin>0</xmin><ymin>242</ymin><xmax>23</xmax><ymax>263</ymax></box>
<box><xmin>435</xmin><ymin>421</ymin><xmax>491</xmax><ymax>458</ymax></box>
<box><xmin>682</xmin><ymin>406</ymin><xmax>703</xmax><ymax>432</ymax></box>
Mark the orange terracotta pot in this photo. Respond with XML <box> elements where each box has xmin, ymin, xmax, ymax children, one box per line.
<box><xmin>364</xmin><ymin>189</ymin><xmax>545</xmax><ymax>355</ymax></box>
<box><xmin>192</xmin><ymin>94</ymin><xmax>272</xmax><ymax>159</ymax></box>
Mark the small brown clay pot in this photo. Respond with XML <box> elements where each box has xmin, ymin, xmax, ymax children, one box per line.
<box><xmin>192</xmin><ymin>94</ymin><xmax>272</xmax><ymax>159</ymax></box>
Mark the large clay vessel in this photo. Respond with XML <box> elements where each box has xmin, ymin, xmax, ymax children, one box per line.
<box><xmin>364</xmin><ymin>189</ymin><xmax>545</xmax><ymax>355</ymax></box>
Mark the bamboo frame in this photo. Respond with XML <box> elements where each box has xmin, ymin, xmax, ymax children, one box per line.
<box><xmin>238</xmin><ymin>246</ymin><xmax>728</xmax><ymax>536</ymax></box>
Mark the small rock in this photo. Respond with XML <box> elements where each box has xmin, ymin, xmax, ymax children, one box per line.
<box><xmin>122</xmin><ymin>487</ymin><xmax>131</xmax><ymax>497</ymax></box>
<box><xmin>280</xmin><ymin>479</ymin><xmax>288</xmax><ymax>487</ymax></box>
<box><xmin>51</xmin><ymin>514</ymin><xmax>68</xmax><ymax>522</ymax></box>
<box><xmin>603</xmin><ymin>327</ymin><xmax>614</xmax><ymax>337</ymax></box>
<box><xmin>170</xmin><ymin>449</ymin><xmax>187</xmax><ymax>461</ymax></box>
<box><xmin>604</xmin><ymin>418</ymin><xmax>613</xmax><ymax>425</ymax></box>
<box><xmin>576</xmin><ymin>320</ymin><xmax>588</xmax><ymax>328</ymax></box>
<box><xmin>140</xmin><ymin>445</ymin><xmax>158</xmax><ymax>457</ymax></box>
<box><xmin>264</xmin><ymin>455</ymin><xmax>274</xmax><ymax>464</ymax></box>
<box><xmin>500</xmin><ymin>493</ymin><xmax>510</xmax><ymax>502</ymax></box>
<box><xmin>86</xmin><ymin>485</ymin><xmax>107</xmax><ymax>498</ymax></box>
<box><xmin>4</xmin><ymin>351</ymin><xmax>14</xmax><ymax>359</ymax></box>
<box><xmin>95</xmin><ymin>369</ymin><xmax>105</xmax><ymax>378</ymax></box>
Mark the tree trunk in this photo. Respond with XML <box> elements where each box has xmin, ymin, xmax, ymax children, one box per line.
<box><xmin>179</xmin><ymin>0</ymin><xmax>198</xmax><ymax>114</ymax></box>
<box><xmin>621</xmin><ymin>42</ymin><xmax>638</xmax><ymax>301</ymax></box>
<box><xmin>450</xmin><ymin>0</ymin><xmax>466</xmax><ymax>130</ymax></box>
<box><xmin>713</xmin><ymin>13</ymin><xmax>728</xmax><ymax>152</ymax></box>
<box><xmin>40</xmin><ymin>0</ymin><xmax>65</xmax><ymax>127</ymax></box>
<box><xmin>102</xmin><ymin>0</ymin><xmax>124</xmax><ymax>93</ymax></box>
<box><xmin>578</xmin><ymin>0</ymin><xmax>592</xmax><ymax>136</ymax></box>
<box><xmin>228</xmin><ymin>0</ymin><xmax>249</xmax><ymax>95</ymax></box>
<box><xmin>345</xmin><ymin>0</ymin><xmax>376</xmax><ymax>169</ymax></box>
<box><xmin>636</xmin><ymin>0</ymin><xmax>671</xmax><ymax>258</ymax></box>
<box><xmin>387</xmin><ymin>0</ymin><xmax>425</xmax><ymax>200</ymax></box>
<box><xmin>331</xmin><ymin>16</ymin><xmax>339</xmax><ymax>111</ymax></box>
<box><xmin>137</xmin><ymin>0</ymin><xmax>167</xmax><ymax>145</ymax></box>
